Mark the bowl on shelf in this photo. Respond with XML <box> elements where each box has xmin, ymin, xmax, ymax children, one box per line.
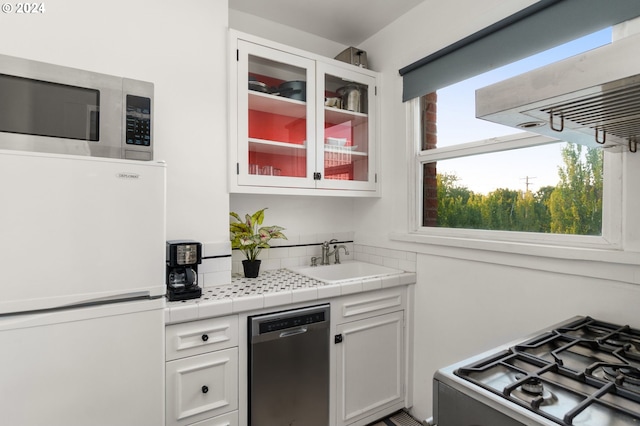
<box><xmin>325</xmin><ymin>137</ymin><xmax>347</xmax><ymax>147</ymax></box>
<box><xmin>248</xmin><ymin>77</ymin><xmax>270</xmax><ymax>93</ymax></box>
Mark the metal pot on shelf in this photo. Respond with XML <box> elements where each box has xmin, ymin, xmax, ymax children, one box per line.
<box><xmin>248</xmin><ymin>77</ymin><xmax>307</xmax><ymax>101</ymax></box>
<box><xmin>337</xmin><ymin>84</ymin><xmax>366</xmax><ymax>113</ymax></box>
<box><xmin>276</xmin><ymin>80</ymin><xmax>306</xmax><ymax>101</ymax></box>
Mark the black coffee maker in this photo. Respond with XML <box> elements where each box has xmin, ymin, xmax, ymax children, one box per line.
<box><xmin>166</xmin><ymin>240</ymin><xmax>202</xmax><ymax>301</ymax></box>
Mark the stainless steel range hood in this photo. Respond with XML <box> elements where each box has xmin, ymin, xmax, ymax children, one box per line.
<box><xmin>476</xmin><ymin>32</ymin><xmax>640</xmax><ymax>152</ymax></box>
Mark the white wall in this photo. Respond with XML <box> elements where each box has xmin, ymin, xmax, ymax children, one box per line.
<box><xmin>0</xmin><ymin>0</ymin><xmax>229</xmax><ymax>245</ymax></box>
<box><xmin>414</xmin><ymin>254</ymin><xmax>640</xmax><ymax>419</ymax></box>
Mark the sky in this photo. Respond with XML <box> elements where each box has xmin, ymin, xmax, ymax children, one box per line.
<box><xmin>434</xmin><ymin>28</ymin><xmax>613</xmax><ymax>194</ymax></box>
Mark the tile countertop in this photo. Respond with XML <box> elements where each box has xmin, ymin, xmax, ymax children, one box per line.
<box><xmin>165</xmin><ymin>268</ymin><xmax>416</xmax><ymax>325</ymax></box>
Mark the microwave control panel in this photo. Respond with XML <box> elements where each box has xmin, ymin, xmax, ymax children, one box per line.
<box><xmin>125</xmin><ymin>95</ymin><xmax>151</xmax><ymax>146</ymax></box>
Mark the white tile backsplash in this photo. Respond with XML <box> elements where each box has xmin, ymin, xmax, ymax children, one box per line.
<box><xmin>199</xmin><ymin>256</ymin><xmax>231</xmax><ymax>273</ymax></box>
<box><xmin>382</xmin><ymin>257</ymin><xmax>401</xmax><ymax>269</ymax></box>
<box><xmin>353</xmin><ymin>244</ymin><xmax>417</xmax><ymax>273</ymax></box>
<box><xmin>265</xmin><ymin>246</ymin><xmax>290</xmax><ymax>259</ymax></box>
<box><xmin>230</xmin><ymin>232</ymin><xmax>356</xmax><ymax>273</ymax></box>
<box><xmin>203</xmin><ymin>241</ymin><xmax>231</xmax><ymax>257</ymax></box>
<box><xmin>288</xmin><ymin>246</ymin><xmax>308</xmax><ymax>257</ymax></box>
<box><xmin>214</xmin><ymin>232</ymin><xmax>417</xmax><ymax>280</ymax></box>
<box><xmin>198</xmin><ymin>240</ymin><xmax>233</xmax><ymax>288</ymax></box>
<box><xmin>201</xmin><ymin>270</ymin><xmax>231</xmax><ymax>287</ymax></box>
<box><xmin>280</xmin><ymin>257</ymin><xmax>303</xmax><ymax>268</ymax></box>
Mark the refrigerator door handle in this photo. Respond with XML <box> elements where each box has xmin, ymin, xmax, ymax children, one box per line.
<box><xmin>78</xmin><ymin>291</ymin><xmax>163</xmax><ymax>304</ymax></box>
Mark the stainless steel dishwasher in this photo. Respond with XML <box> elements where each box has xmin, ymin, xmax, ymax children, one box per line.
<box><xmin>248</xmin><ymin>304</ymin><xmax>330</xmax><ymax>426</ymax></box>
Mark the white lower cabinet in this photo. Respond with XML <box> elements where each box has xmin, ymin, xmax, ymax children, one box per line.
<box><xmin>334</xmin><ymin>288</ymin><xmax>407</xmax><ymax>426</ymax></box>
<box><xmin>166</xmin><ymin>286</ymin><xmax>411</xmax><ymax>426</ymax></box>
<box><xmin>166</xmin><ymin>315</ymin><xmax>239</xmax><ymax>426</ymax></box>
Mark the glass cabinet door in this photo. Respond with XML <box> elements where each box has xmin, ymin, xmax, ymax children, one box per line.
<box><xmin>316</xmin><ymin>62</ymin><xmax>377</xmax><ymax>191</ymax></box>
<box><xmin>236</xmin><ymin>40</ymin><xmax>315</xmax><ymax>188</ymax></box>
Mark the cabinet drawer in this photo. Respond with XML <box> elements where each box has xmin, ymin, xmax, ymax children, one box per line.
<box><xmin>335</xmin><ymin>287</ymin><xmax>405</xmax><ymax>324</ymax></box>
<box><xmin>166</xmin><ymin>348</ymin><xmax>238</xmax><ymax>426</ymax></box>
<box><xmin>166</xmin><ymin>315</ymin><xmax>238</xmax><ymax>361</ymax></box>
<box><xmin>187</xmin><ymin>410</ymin><xmax>238</xmax><ymax>426</ymax></box>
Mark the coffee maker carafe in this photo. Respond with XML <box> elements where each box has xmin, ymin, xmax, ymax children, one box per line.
<box><xmin>166</xmin><ymin>240</ymin><xmax>202</xmax><ymax>301</ymax></box>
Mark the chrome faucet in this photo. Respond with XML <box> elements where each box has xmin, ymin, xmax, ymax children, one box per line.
<box><xmin>333</xmin><ymin>245</ymin><xmax>349</xmax><ymax>264</ymax></box>
<box><xmin>310</xmin><ymin>240</ymin><xmax>350</xmax><ymax>266</ymax></box>
<box><xmin>321</xmin><ymin>239</ymin><xmax>338</xmax><ymax>265</ymax></box>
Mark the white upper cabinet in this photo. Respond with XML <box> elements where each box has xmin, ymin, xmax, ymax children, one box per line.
<box><xmin>229</xmin><ymin>30</ymin><xmax>380</xmax><ymax>196</ymax></box>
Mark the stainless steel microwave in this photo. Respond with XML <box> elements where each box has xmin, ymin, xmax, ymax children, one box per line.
<box><xmin>0</xmin><ymin>54</ymin><xmax>153</xmax><ymax>160</ymax></box>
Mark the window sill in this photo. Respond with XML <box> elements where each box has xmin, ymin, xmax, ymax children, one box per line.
<box><xmin>390</xmin><ymin>231</ymin><xmax>640</xmax><ymax>285</ymax></box>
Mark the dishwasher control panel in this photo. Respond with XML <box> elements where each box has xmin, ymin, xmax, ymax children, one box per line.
<box><xmin>259</xmin><ymin>310</ymin><xmax>326</xmax><ymax>334</ymax></box>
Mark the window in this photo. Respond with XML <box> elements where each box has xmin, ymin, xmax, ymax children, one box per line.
<box><xmin>414</xmin><ymin>29</ymin><xmax>618</xmax><ymax>245</ymax></box>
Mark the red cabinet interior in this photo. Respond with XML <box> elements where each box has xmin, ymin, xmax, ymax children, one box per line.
<box><xmin>246</xmin><ymin>74</ymin><xmax>367</xmax><ymax>182</ymax></box>
<box><xmin>249</xmin><ymin>110</ymin><xmax>306</xmax><ymax>143</ymax></box>
<box><xmin>248</xmin><ymin>73</ymin><xmax>307</xmax><ymax>178</ymax></box>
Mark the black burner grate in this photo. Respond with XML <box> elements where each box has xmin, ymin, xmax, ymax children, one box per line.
<box><xmin>455</xmin><ymin>317</ymin><xmax>640</xmax><ymax>426</ymax></box>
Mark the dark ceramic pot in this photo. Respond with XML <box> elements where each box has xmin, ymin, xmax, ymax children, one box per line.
<box><xmin>242</xmin><ymin>259</ymin><xmax>261</xmax><ymax>278</ymax></box>
<box><xmin>277</xmin><ymin>80</ymin><xmax>306</xmax><ymax>101</ymax></box>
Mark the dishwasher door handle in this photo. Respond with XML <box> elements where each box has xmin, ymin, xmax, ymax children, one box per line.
<box><xmin>279</xmin><ymin>327</ymin><xmax>308</xmax><ymax>338</ymax></box>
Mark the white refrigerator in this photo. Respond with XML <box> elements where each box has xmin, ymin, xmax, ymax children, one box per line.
<box><xmin>0</xmin><ymin>150</ymin><xmax>166</xmax><ymax>426</ymax></box>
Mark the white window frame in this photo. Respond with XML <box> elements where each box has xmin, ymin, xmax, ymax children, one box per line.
<box><xmin>400</xmin><ymin>98</ymin><xmax>625</xmax><ymax>257</ymax></box>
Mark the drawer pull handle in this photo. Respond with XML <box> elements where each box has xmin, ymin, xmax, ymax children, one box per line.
<box><xmin>202</xmin><ymin>385</ymin><xmax>209</xmax><ymax>394</ymax></box>
<box><xmin>201</xmin><ymin>334</ymin><xmax>209</xmax><ymax>342</ymax></box>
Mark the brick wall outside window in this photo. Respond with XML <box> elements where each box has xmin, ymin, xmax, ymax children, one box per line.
<box><xmin>421</xmin><ymin>93</ymin><xmax>437</xmax><ymax>227</ymax></box>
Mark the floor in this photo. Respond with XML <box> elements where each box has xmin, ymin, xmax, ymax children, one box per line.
<box><xmin>368</xmin><ymin>410</ymin><xmax>423</xmax><ymax>426</ymax></box>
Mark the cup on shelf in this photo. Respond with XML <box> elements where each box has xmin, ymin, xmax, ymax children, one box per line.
<box><xmin>325</xmin><ymin>97</ymin><xmax>342</xmax><ymax>108</ymax></box>
<box><xmin>273</xmin><ymin>168</ymin><xmax>281</xmax><ymax>176</ymax></box>
<box><xmin>249</xmin><ymin>164</ymin><xmax>259</xmax><ymax>175</ymax></box>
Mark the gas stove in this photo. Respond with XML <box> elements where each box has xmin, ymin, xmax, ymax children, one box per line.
<box><xmin>433</xmin><ymin>316</ymin><xmax>640</xmax><ymax>426</ymax></box>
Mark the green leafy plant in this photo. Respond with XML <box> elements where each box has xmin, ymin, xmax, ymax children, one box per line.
<box><xmin>230</xmin><ymin>208</ymin><xmax>287</xmax><ymax>261</ymax></box>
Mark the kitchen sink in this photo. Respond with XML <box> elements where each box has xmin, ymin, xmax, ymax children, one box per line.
<box><xmin>288</xmin><ymin>261</ymin><xmax>403</xmax><ymax>283</ymax></box>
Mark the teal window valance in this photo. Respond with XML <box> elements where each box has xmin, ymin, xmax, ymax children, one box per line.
<box><xmin>399</xmin><ymin>0</ymin><xmax>640</xmax><ymax>102</ymax></box>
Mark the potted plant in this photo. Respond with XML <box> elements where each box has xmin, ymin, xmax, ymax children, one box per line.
<box><xmin>230</xmin><ymin>208</ymin><xmax>287</xmax><ymax>278</ymax></box>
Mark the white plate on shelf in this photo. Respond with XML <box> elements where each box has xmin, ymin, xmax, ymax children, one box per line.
<box><xmin>325</xmin><ymin>137</ymin><xmax>347</xmax><ymax>146</ymax></box>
